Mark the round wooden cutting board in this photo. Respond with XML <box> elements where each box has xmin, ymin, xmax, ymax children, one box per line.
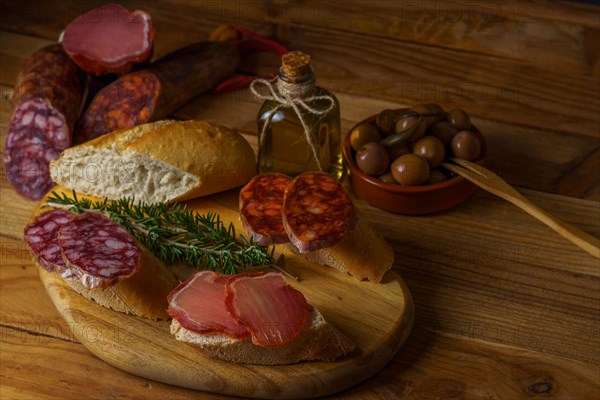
<box><xmin>35</xmin><ymin>187</ymin><xmax>414</xmax><ymax>399</ymax></box>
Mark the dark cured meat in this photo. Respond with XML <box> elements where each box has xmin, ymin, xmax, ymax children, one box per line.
<box><xmin>239</xmin><ymin>173</ymin><xmax>292</xmax><ymax>245</ymax></box>
<box><xmin>61</xmin><ymin>3</ymin><xmax>155</xmax><ymax>76</ymax></box>
<box><xmin>282</xmin><ymin>172</ymin><xmax>354</xmax><ymax>253</ymax></box>
<box><xmin>77</xmin><ymin>41</ymin><xmax>239</xmax><ymax>143</ymax></box>
<box><xmin>225</xmin><ymin>272</ymin><xmax>308</xmax><ymax>347</ymax></box>
<box><xmin>3</xmin><ymin>45</ymin><xmax>84</xmax><ymax>200</ymax></box>
<box><xmin>167</xmin><ymin>271</ymin><xmax>250</xmax><ymax>339</ymax></box>
<box><xmin>58</xmin><ymin>212</ymin><xmax>141</xmax><ymax>289</ymax></box>
<box><xmin>24</xmin><ymin>210</ymin><xmax>75</xmax><ymax>279</ymax></box>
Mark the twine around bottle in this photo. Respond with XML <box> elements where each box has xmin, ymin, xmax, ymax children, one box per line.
<box><xmin>250</xmin><ymin>77</ymin><xmax>335</xmax><ymax>172</ymax></box>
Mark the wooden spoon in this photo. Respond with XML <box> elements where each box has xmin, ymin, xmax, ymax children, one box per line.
<box><xmin>442</xmin><ymin>158</ymin><xmax>600</xmax><ymax>259</ymax></box>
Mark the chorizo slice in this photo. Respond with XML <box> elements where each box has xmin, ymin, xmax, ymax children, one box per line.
<box><xmin>282</xmin><ymin>172</ymin><xmax>354</xmax><ymax>253</ymax></box>
<box><xmin>58</xmin><ymin>212</ymin><xmax>141</xmax><ymax>289</ymax></box>
<box><xmin>3</xmin><ymin>45</ymin><xmax>84</xmax><ymax>200</ymax></box>
<box><xmin>61</xmin><ymin>3</ymin><xmax>155</xmax><ymax>76</ymax></box>
<box><xmin>77</xmin><ymin>41</ymin><xmax>239</xmax><ymax>142</ymax></box>
<box><xmin>239</xmin><ymin>173</ymin><xmax>292</xmax><ymax>245</ymax></box>
<box><xmin>24</xmin><ymin>210</ymin><xmax>75</xmax><ymax>279</ymax></box>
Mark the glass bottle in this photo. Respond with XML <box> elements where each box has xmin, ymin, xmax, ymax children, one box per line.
<box><xmin>256</xmin><ymin>51</ymin><xmax>342</xmax><ymax>178</ymax></box>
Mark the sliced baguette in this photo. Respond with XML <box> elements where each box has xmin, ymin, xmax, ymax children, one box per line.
<box><xmin>170</xmin><ymin>306</ymin><xmax>355</xmax><ymax>365</ymax></box>
<box><xmin>50</xmin><ymin>120</ymin><xmax>256</xmax><ymax>204</ymax></box>
<box><xmin>287</xmin><ymin>213</ymin><xmax>394</xmax><ymax>283</ymax></box>
<box><xmin>64</xmin><ymin>247</ymin><xmax>178</xmax><ymax>320</ymax></box>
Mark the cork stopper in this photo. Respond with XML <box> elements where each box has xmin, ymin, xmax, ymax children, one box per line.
<box><xmin>281</xmin><ymin>51</ymin><xmax>311</xmax><ymax>77</ymax></box>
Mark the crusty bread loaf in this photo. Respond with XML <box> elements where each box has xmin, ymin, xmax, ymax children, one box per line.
<box><xmin>64</xmin><ymin>247</ymin><xmax>178</xmax><ymax>320</ymax></box>
<box><xmin>287</xmin><ymin>214</ymin><xmax>394</xmax><ymax>283</ymax></box>
<box><xmin>170</xmin><ymin>306</ymin><xmax>355</xmax><ymax>365</ymax></box>
<box><xmin>50</xmin><ymin>120</ymin><xmax>256</xmax><ymax>204</ymax></box>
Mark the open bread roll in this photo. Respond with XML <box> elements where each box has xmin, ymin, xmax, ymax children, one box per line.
<box><xmin>50</xmin><ymin>120</ymin><xmax>256</xmax><ymax>204</ymax></box>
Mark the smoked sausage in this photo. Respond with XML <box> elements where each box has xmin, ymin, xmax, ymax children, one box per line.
<box><xmin>77</xmin><ymin>41</ymin><xmax>239</xmax><ymax>142</ymax></box>
<box><xmin>239</xmin><ymin>173</ymin><xmax>292</xmax><ymax>245</ymax></box>
<box><xmin>282</xmin><ymin>172</ymin><xmax>355</xmax><ymax>253</ymax></box>
<box><xmin>3</xmin><ymin>45</ymin><xmax>85</xmax><ymax>200</ymax></box>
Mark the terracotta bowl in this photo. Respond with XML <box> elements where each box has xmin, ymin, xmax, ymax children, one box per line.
<box><xmin>342</xmin><ymin>110</ymin><xmax>487</xmax><ymax>215</ymax></box>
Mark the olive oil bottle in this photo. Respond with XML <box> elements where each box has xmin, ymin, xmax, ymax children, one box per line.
<box><xmin>256</xmin><ymin>51</ymin><xmax>342</xmax><ymax>178</ymax></box>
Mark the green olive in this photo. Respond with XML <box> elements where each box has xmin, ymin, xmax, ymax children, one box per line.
<box><xmin>376</xmin><ymin>109</ymin><xmax>398</xmax><ymax>136</ymax></box>
<box><xmin>447</xmin><ymin>109</ymin><xmax>471</xmax><ymax>131</ymax></box>
<box><xmin>387</xmin><ymin>141</ymin><xmax>412</xmax><ymax>161</ymax></box>
<box><xmin>413</xmin><ymin>136</ymin><xmax>446</xmax><ymax>168</ymax></box>
<box><xmin>410</xmin><ymin>104</ymin><xmax>438</xmax><ymax>129</ymax></box>
<box><xmin>356</xmin><ymin>142</ymin><xmax>390</xmax><ymax>176</ymax></box>
<box><xmin>391</xmin><ymin>154</ymin><xmax>430</xmax><ymax>186</ymax></box>
<box><xmin>451</xmin><ymin>130</ymin><xmax>481</xmax><ymax>161</ymax></box>
<box><xmin>431</xmin><ymin>121</ymin><xmax>458</xmax><ymax>146</ymax></box>
<box><xmin>378</xmin><ymin>171</ymin><xmax>396</xmax><ymax>184</ymax></box>
<box><xmin>350</xmin><ymin>123</ymin><xmax>382</xmax><ymax>151</ymax></box>
<box><xmin>395</xmin><ymin>115</ymin><xmax>426</xmax><ymax>142</ymax></box>
<box><xmin>427</xmin><ymin>103</ymin><xmax>446</xmax><ymax>121</ymax></box>
<box><xmin>426</xmin><ymin>169</ymin><xmax>448</xmax><ymax>185</ymax></box>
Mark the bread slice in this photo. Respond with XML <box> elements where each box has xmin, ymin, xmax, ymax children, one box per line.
<box><xmin>170</xmin><ymin>306</ymin><xmax>355</xmax><ymax>365</ymax></box>
<box><xmin>287</xmin><ymin>214</ymin><xmax>394</xmax><ymax>283</ymax></box>
<box><xmin>64</xmin><ymin>247</ymin><xmax>178</xmax><ymax>320</ymax></box>
<box><xmin>50</xmin><ymin>120</ymin><xmax>256</xmax><ymax>204</ymax></box>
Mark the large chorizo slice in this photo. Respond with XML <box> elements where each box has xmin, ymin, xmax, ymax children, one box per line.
<box><xmin>61</xmin><ymin>3</ymin><xmax>155</xmax><ymax>76</ymax></box>
<box><xmin>282</xmin><ymin>172</ymin><xmax>354</xmax><ymax>253</ymax></box>
<box><xmin>58</xmin><ymin>212</ymin><xmax>141</xmax><ymax>289</ymax></box>
<box><xmin>24</xmin><ymin>210</ymin><xmax>75</xmax><ymax>279</ymax></box>
<box><xmin>76</xmin><ymin>41</ymin><xmax>239</xmax><ymax>142</ymax></box>
<box><xmin>3</xmin><ymin>45</ymin><xmax>85</xmax><ymax>200</ymax></box>
<box><xmin>239</xmin><ymin>173</ymin><xmax>292</xmax><ymax>245</ymax></box>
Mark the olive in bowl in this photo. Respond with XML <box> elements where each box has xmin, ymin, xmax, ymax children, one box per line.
<box><xmin>342</xmin><ymin>107</ymin><xmax>487</xmax><ymax>214</ymax></box>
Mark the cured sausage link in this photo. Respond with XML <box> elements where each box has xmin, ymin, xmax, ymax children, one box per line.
<box><xmin>3</xmin><ymin>45</ymin><xmax>84</xmax><ymax>200</ymax></box>
<box><xmin>77</xmin><ymin>41</ymin><xmax>239</xmax><ymax>142</ymax></box>
<box><xmin>282</xmin><ymin>172</ymin><xmax>355</xmax><ymax>253</ymax></box>
<box><xmin>239</xmin><ymin>173</ymin><xmax>292</xmax><ymax>245</ymax></box>
<box><xmin>24</xmin><ymin>210</ymin><xmax>75</xmax><ymax>279</ymax></box>
<box><xmin>58</xmin><ymin>212</ymin><xmax>141</xmax><ymax>289</ymax></box>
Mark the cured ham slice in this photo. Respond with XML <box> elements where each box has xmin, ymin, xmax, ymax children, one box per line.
<box><xmin>239</xmin><ymin>173</ymin><xmax>292</xmax><ymax>245</ymax></box>
<box><xmin>226</xmin><ymin>272</ymin><xmax>308</xmax><ymax>347</ymax></box>
<box><xmin>24</xmin><ymin>210</ymin><xmax>75</xmax><ymax>279</ymax></box>
<box><xmin>61</xmin><ymin>4</ymin><xmax>155</xmax><ymax>76</ymax></box>
<box><xmin>167</xmin><ymin>271</ymin><xmax>249</xmax><ymax>339</ymax></box>
<box><xmin>58</xmin><ymin>212</ymin><xmax>141</xmax><ymax>289</ymax></box>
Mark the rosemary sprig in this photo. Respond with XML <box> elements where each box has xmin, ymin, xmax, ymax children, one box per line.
<box><xmin>45</xmin><ymin>190</ymin><xmax>273</xmax><ymax>274</ymax></box>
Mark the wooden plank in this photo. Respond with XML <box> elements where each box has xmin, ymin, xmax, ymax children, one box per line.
<box><xmin>0</xmin><ymin>2</ymin><xmax>598</xmax><ymax>136</ymax></box>
<box><xmin>0</xmin><ymin>0</ymin><xmax>598</xmax><ymax>75</ymax></box>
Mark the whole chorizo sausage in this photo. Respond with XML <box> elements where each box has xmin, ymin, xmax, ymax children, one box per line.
<box><xmin>3</xmin><ymin>44</ymin><xmax>85</xmax><ymax>200</ymax></box>
<box><xmin>76</xmin><ymin>41</ymin><xmax>239</xmax><ymax>143</ymax></box>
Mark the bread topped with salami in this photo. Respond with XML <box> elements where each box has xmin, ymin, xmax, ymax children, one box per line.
<box><xmin>25</xmin><ymin>209</ymin><xmax>178</xmax><ymax>320</ymax></box>
<box><xmin>167</xmin><ymin>271</ymin><xmax>355</xmax><ymax>365</ymax></box>
<box><xmin>239</xmin><ymin>172</ymin><xmax>394</xmax><ymax>283</ymax></box>
<box><xmin>50</xmin><ymin>120</ymin><xmax>256</xmax><ymax>204</ymax></box>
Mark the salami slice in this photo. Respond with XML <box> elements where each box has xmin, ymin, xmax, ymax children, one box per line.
<box><xmin>3</xmin><ymin>45</ymin><xmax>84</xmax><ymax>200</ymax></box>
<box><xmin>239</xmin><ymin>173</ymin><xmax>292</xmax><ymax>245</ymax></box>
<box><xmin>282</xmin><ymin>172</ymin><xmax>355</xmax><ymax>253</ymax></box>
<box><xmin>58</xmin><ymin>212</ymin><xmax>141</xmax><ymax>289</ymax></box>
<box><xmin>77</xmin><ymin>41</ymin><xmax>239</xmax><ymax>142</ymax></box>
<box><xmin>61</xmin><ymin>3</ymin><xmax>155</xmax><ymax>76</ymax></box>
<box><xmin>23</xmin><ymin>210</ymin><xmax>75</xmax><ymax>279</ymax></box>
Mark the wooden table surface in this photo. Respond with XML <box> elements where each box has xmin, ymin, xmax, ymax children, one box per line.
<box><xmin>1</xmin><ymin>1</ymin><xmax>599</xmax><ymax>399</ymax></box>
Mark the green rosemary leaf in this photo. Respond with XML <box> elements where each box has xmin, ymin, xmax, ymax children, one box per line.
<box><xmin>45</xmin><ymin>191</ymin><xmax>273</xmax><ymax>274</ymax></box>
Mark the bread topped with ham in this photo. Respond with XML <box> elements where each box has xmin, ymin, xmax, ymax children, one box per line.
<box><xmin>167</xmin><ymin>271</ymin><xmax>355</xmax><ymax>365</ymax></box>
<box><xmin>239</xmin><ymin>172</ymin><xmax>394</xmax><ymax>283</ymax></box>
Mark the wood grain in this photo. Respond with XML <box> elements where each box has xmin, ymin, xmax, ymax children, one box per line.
<box><xmin>33</xmin><ymin>189</ymin><xmax>414</xmax><ymax>399</ymax></box>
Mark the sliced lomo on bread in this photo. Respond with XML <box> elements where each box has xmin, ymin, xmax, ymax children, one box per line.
<box><xmin>167</xmin><ymin>271</ymin><xmax>355</xmax><ymax>365</ymax></box>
